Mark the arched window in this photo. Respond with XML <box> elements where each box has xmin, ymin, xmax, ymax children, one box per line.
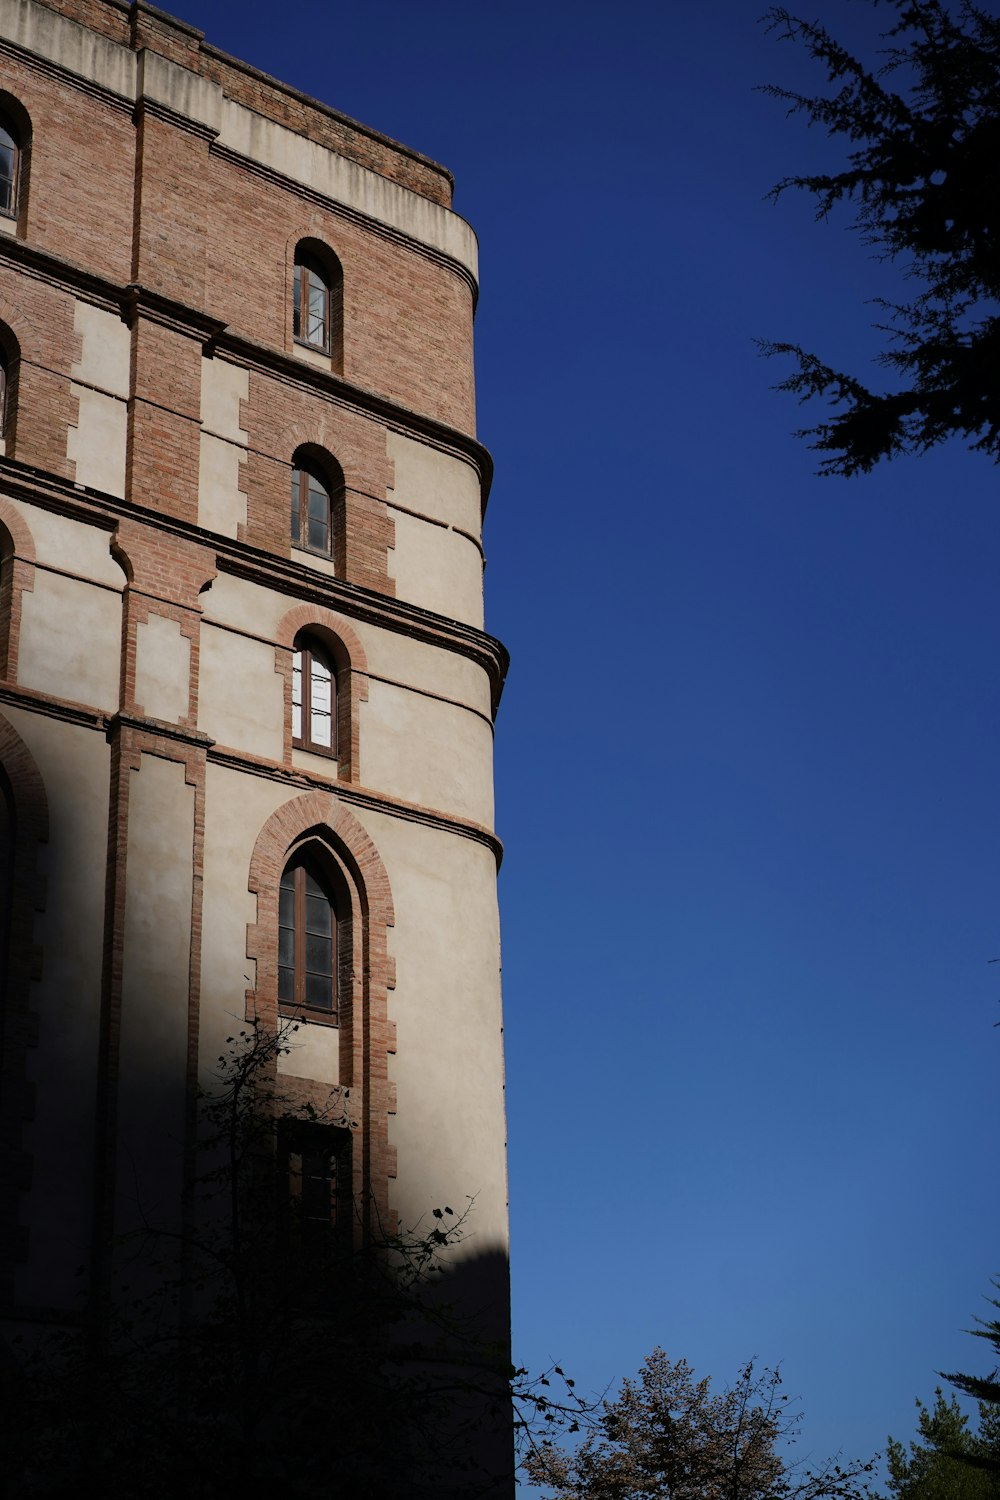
<box><xmin>291</xmin><ymin>460</ymin><xmax>332</xmax><ymax>556</ymax></box>
<box><xmin>278</xmin><ymin>851</ymin><xmax>338</xmax><ymax>1019</ymax></box>
<box><xmin>292</xmin><ymin>242</ymin><xmax>343</xmax><ymax>368</ymax></box>
<box><xmin>0</xmin><ymin>119</ymin><xmax>18</xmax><ymax>219</ymax></box>
<box><xmin>292</xmin><ymin>633</ymin><xmax>337</xmax><ymax>755</ymax></box>
<box><xmin>0</xmin><ymin>326</ymin><xmax>20</xmax><ymax>452</ymax></box>
<box><xmin>294</xmin><ymin>251</ymin><xmax>332</xmax><ymax>352</ymax></box>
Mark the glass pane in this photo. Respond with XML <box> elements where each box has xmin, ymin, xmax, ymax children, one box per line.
<box><xmin>307</xmin><ymin>280</ymin><xmax>328</xmax><ymax>346</ymax></box>
<box><xmin>290</xmin><ymin>476</ymin><xmax>300</xmax><ymax>543</ymax></box>
<box><xmin>305</xmin><ymin>971</ymin><xmax>333</xmax><ymax>1010</ymax></box>
<box><xmin>311</xmin><ymin>661</ymin><xmax>331</xmax><ymax>710</ymax></box>
<box><xmin>306</xmin><ymin>931</ymin><xmax>332</xmax><ymax>971</ymax></box>
<box><xmin>278</xmin><ymin>964</ymin><xmax>294</xmax><ymax>1002</ymax></box>
<box><xmin>307</xmin><ymin>475</ymin><xmax>327</xmax><ymax>519</ymax></box>
<box><xmin>311</xmin><ymin>707</ymin><xmax>332</xmax><ymax>748</ymax></box>
<box><xmin>293</xmin><ymin>263</ymin><xmax>302</xmax><ymax>339</ymax></box>
<box><xmin>305</xmin><ymin>891</ymin><xmax>330</xmax><ymax>934</ymax></box>
<box><xmin>292</xmin><ymin>653</ymin><xmax>302</xmax><ymax>739</ymax></box>
<box><xmin>279</xmin><ymin>878</ymin><xmax>295</xmax><ymax>924</ymax></box>
<box><xmin>307</xmin><ymin>517</ymin><xmax>328</xmax><ymax>552</ymax></box>
<box><xmin>301</xmin><ymin>1151</ymin><xmax>330</xmax><ymax>1224</ymax></box>
<box><xmin>279</xmin><ymin>925</ymin><xmax>294</xmax><ymax>968</ymax></box>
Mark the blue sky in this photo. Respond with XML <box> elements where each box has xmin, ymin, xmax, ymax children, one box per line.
<box><xmin>178</xmin><ymin>0</ymin><xmax>999</xmax><ymax>1478</ymax></box>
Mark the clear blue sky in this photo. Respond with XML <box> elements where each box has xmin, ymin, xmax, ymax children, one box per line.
<box><xmin>176</xmin><ymin>0</ymin><xmax>998</xmax><ymax>1480</ymax></box>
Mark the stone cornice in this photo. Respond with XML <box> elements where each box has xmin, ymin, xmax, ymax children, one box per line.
<box><xmin>0</xmin><ymin>682</ymin><xmax>504</xmax><ymax>867</ymax></box>
<box><xmin>207</xmin><ymin>141</ymin><xmax>477</xmax><ymax>309</ymax></box>
<box><xmin>0</xmin><ymin>458</ymin><xmax>510</xmax><ymax>714</ymax></box>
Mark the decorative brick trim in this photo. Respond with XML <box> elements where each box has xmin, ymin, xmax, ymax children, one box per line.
<box><xmin>245</xmin><ymin>791</ymin><xmax>396</xmax><ymax>1238</ymax></box>
<box><xmin>0</xmin><ymin>712</ymin><xmax>49</xmax><ymax>1302</ymax></box>
<box><xmin>112</xmin><ymin>517</ymin><xmax>216</xmax><ymax>726</ymax></box>
<box><xmin>275</xmin><ymin>604</ymin><xmax>369</xmax><ymax>785</ymax></box>
<box><xmin>92</xmin><ymin>716</ymin><xmax>209</xmax><ymax>1311</ymax></box>
<box><xmin>0</xmin><ymin>496</ymin><xmax>36</xmax><ymax>682</ymax></box>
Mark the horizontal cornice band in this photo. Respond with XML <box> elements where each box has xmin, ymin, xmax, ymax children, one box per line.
<box><xmin>0</xmin><ymin>458</ymin><xmax>510</xmax><ymax>714</ymax></box>
<box><xmin>0</xmin><ymin>237</ymin><xmax>494</xmax><ymax>514</ymax></box>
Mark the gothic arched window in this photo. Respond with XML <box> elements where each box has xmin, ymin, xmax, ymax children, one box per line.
<box><xmin>278</xmin><ymin>852</ymin><xmax>338</xmax><ymax>1020</ymax></box>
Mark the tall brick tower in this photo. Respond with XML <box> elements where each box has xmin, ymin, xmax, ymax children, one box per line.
<box><xmin>0</xmin><ymin>0</ymin><xmax>510</xmax><ymax>1484</ymax></box>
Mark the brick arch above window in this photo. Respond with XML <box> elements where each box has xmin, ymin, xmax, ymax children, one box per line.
<box><xmin>245</xmin><ymin>790</ymin><xmax>396</xmax><ymax>1239</ymax></box>
<box><xmin>276</xmin><ymin>605</ymin><xmax>368</xmax><ymax>784</ymax></box>
<box><xmin>0</xmin><ymin>496</ymin><xmax>35</xmax><ymax>682</ymax></box>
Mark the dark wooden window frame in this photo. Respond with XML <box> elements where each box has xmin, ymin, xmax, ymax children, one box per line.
<box><xmin>292</xmin><ymin>636</ymin><xmax>338</xmax><ymax>759</ymax></box>
<box><xmin>293</xmin><ymin>255</ymin><xmax>331</xmax><ymax>353</ymax></box>
<box><xmin>0</xmin><ymin>121</ymin><xmax>18</xmax><ymax>221</ymax></box>
<box><xmin>290</xmin><ymin>463</ymin><xmax>333</xmax><ymax>558</ymax></box>
<box><xmin>278</xmin><ymin>855</ymin><xmax>338</xmax><ymax>1022</ymax></box>
<box><xmin>277</xmin><ymin>1119</ymin><xmax>352</xmax><ymax>1264</ymax></box>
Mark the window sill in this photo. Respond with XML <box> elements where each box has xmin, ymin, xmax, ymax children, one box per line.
<box><xmin>292</xmin><ymin>339</ymin><xmax>331</xmax><ymax>370</ymax></box>
<box><xmin>291</xmin><ymin>547</ymin><xmax>337</xmax><ymax>583</ymax></box>
<box><xmin>279</xmin><ymin>1004</ymin><xmax>340</xmax><ymax>1030</ymax></box>
<box><xmin>292</xmin><ymin>746</ymin><xmax>341</xmax><ymax>780</ymax></box>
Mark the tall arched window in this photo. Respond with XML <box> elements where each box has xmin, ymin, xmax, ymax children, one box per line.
<box><xmin>0</xmin><ymin>119</ymin><xmax>18</xmax><ymax>219</ymax></box>
<box><xmin>292</xmin><ymin>633</ymin><xmax>337</xmax><ymax>755</ymax></box>
<box><xmin>0</xmin><ymin>325</ymin><xmax>21</xmax><ymax>452</ymax></box>
<box><xmin>294</xmin><ymin>251</ymin><xmax>331</xmax><ymax>352</ymax></box>
<box><xmin>291</xmin><ymin>460</ymin><xmax>332</xmax><ymax>556</ymax></box>
<box><xmin>278</xmin><ymin>851</ymin><xmax>338</xmax><ymax>1019</ymax></box>
<box><xmin>292</xmin><ymin>242</ymin><xmax>343</xmax><ymax>368</ymax></box>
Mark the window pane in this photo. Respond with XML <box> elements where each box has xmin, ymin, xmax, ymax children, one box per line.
<box><xmin>279</xmin><ymin>925</ymin><xmax>295</xmax><ymax>968</ymax></box>
<box><xmin>0</xmin><ymin>134</ymin><xmax>14</xmax><ymax>217</ymax></box>
<box><xmin>293</xmin><ymin>263</ymin><xmax>302</xmax><ymax>339</ymax></box>
<box><xmin>291</xmin><ymin>474</ymin><xmax>301</xmax><ymax>543</ymax></box>
<box><xmin>307</xmin><ymin>474</ymin><xmax>327</xmax><ymax>518</ymax></box>
<box><xmin>307</xmin><ymin>513</ymin><xmax>329</xmax><ymax>551</ymax></box>
<box><xmin>292</xmin><ymin>652</ymin><xmax>303</xmax><ymax>739</ymax></box>
<box><xmin>278</xmin><ymin>964</ymin><xmax>294</xmax><ymax>1002</ymax></box>
<box><xmin>305</xmin><ymin>890</ymin><xmax>330</xmax><ymax>934</ymax></box>
<box><xmin>307</xmin><ymin>279</ymin><xmax>328</xmax><ymax>346</ymax></box>
<box><xmin>306</xmin><ymin>931</ymin><xmax>332</xmax><ymax>972</ymax></box>
<box><xmin>305</xmin><ymin>971</ymin><xmax>333</xmax><ymax>1010</ymax></box>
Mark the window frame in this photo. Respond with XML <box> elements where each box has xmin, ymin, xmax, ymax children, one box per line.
<box><xmin>0</xmin><ymin>120</ymin><xmax>18</xmax><ymax>221</ymax></box>
<box><xmin>293</xmin><ymin>255</ymin><xmax>331</xmax><ymax>354</ymax></box>
<box><xmin>290</xmin><ymin>462</ymin><xmax>333</xmax><ymax>559</ymax></box>
<box><xmin>278</xmin><ymin>853</ymin><xmax>339</xmax><ymax>1022</ymax></box>
<box><xmin>292</xmin><ymin>635</ymin><xmax>338</xmax><ymax>759</ymax></box>
<box><xmin>277</xmin><ymin>1118</ymin><xmax>352</xmax><ymax>1265</ymax></box>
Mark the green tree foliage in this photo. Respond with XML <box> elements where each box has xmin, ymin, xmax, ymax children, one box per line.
<box><xmin>886</xmin><ymin>1390</ymin><xmax>1000</xmax><ymax>1500</ymax></box>
<box><xmin>944</xmin><ymin>1283</ymin><xmax>1000</xmax><ymax>1434</ymax></box>
<box><xmin>524</xmin><ymin>1349</ymin><xmax>876</xmax><ymax>1500</ymax></box>
<box><xmin>759</xmin><ymin>1</ymin><xmax>1000</xmax><ymax>476</ymax></box>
